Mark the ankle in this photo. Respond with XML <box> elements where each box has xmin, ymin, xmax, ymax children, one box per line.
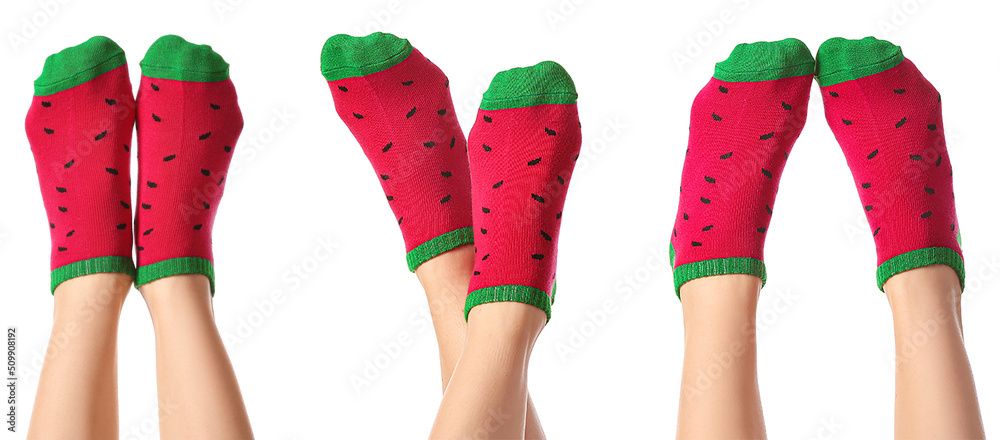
<box><xmin>52</xmin><ymin>273</ymin><xmax>131</xmax><ymax>320</ymax></box>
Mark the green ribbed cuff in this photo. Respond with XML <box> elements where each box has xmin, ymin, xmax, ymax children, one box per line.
<box><xmin>673</xmin><ymin>256</ymin><xmax>767</xmax><ymax>298</ymax></box>
<box><xmin>140</xmin><ymin>35</ymin><xmax>230</xmax><ymax>82</ymax></box>
<box><xmin>815</xmin><ymin>36</ymin><xmax>904</xmax><ymax>87</ymax></box>
<box><xmin>465</xmin><ymin>285</ymin><xmax>552</xmax><ymax>323</ymax></box>
<box><xmin>50</xmin><ymin>256</ymin><xmax>135</xmax><ymax>294</ymax></box>
<box><xmin>34</xmin><ymin>36</ymin><xmax>127</xmax><ymax>96</ymax></box>
<box><xmin>136</xmin><ymin>257</ymin><xmax>216</xmax><ymax>294</ymax></box>
<box><xmin>480</xmin><ymin>61</ymin><xmax>577</xmax><ymax>110</ymax></box>
<box><xmin>713</xmin><ymin>38</ymin><xmax>814</xmax><ymax>82</ymax></box>
<box><xmin>320</xmin><ymin>32</ymin><xmax>414</xmax><ymax>82</ymax></box>
<box><xmin>405</xmin><ymin>227</ymin><xmax>474</xmax><ymax>272</ymax></box>
<box><xmin>876</xmin><ymin>247</ymin><xmax>965</xmax><ymax>292</ymax></box>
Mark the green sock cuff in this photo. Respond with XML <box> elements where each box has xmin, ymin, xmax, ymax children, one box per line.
<box><xmin>464</xmin><ymin>285</ymin><xmax>552</xmax><ymax>323</ymax></box>
<box><xmin>876</xmin><ymin>247</ymin><xmax>965</xmax><ymax>292</ymax></box>
<box><xmin>140</xmin><ymin>35</ymin><xmax>230</xmax><ymax>82</ymax></box>
<box><xmin>672</xmin><ymin>256</ymin><xmax>767</xmax><ymax>298</ymax></box>
<box><xmin>713</xmin><ymin>38</ymin><xmax>815</xmax><ymax>82</ymax></box>
<box><xmin>136</xmin><ymin>257</ymin><xmax>216</xmax><ymax>294</ymax></box>
<box><xmin>480</xmin><ymin>61</ymin><xmax>578</xmax><ymax>110</ymax></box>
<box><xmin>34</xmin><ymin>36</ymin><xmax>127</xmax><ymax>96</ymax></box>
<box><xmin>815</xmin><ymin>36</ymin><xmax>904</xmax><ymax>87</ymax></box>
<box><xmin>320</xmin><ymin>32</ymin><xmax>414</xmax><ymax>82</ymax></box>
<box><xmin>50</xmin><ymin>256</ymin><xmax>135</xmax><ymax>294</ymax></box>
<box><xmin>405</xmin><ymin>227</ymin><xmax>474</xmax><ymax>272</ymax></box>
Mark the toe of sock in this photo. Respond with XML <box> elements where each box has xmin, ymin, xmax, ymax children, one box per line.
<box><xmin>35</xmin><ymin>36</ymin><xmax>127</xmax><ymax>96</ymax></box>
<box><xmin>140</xmin><ymin>35</ymin><xmax>230</xmax><ymax>82</ymax></box>
<box><xmin>713</xmin><ymin>38</ymin><xmax>815</xmax><ymax>82</ymax></box>
<box><xmin>320</xmin><ymin>32</ymin><xmax>413</xmax><ymax>81</ymax></box>
<box><xmin>815</xmin><ymin>36</ymin><xmax>903</xmax><ymax>86</ymax></box>
<box><xmin>480</xmin><ymin>61</ymin><xmax>578</xmax><ymax>110</ymax></box>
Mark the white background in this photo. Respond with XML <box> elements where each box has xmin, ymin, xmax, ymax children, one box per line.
<box><xmin>1</xmin><ymin>0</ymin><xmax>997</xmax><ymax>438</ymax></box>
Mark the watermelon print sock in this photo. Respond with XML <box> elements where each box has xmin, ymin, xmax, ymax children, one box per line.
<box><xmin>464</xmin><ymin>61</ymin><xmax>581</xmax><ymax>322</ymax></box>
<box><xmin>134</xmin><ymin>35</ymin><xmax>243</xmax><ymax>293</ymax></box>
<box><xmin>816</xmin><ymin>37</ymin><xmax>964</xmax><ymax>291</ymax></box>
<box><xmin>321</xmin><ymin>32</ymin><xmax>472</xmax><ymax>271</ymax></box>
<box><xmin>670</xmin><ymin>39</ymin><xmax>814</xmax><ymax>296</ymax></box>
<box><xmin>25</xmin><ymin>36</ymin><xmax>136</xmax><ymax>293</ymax></box>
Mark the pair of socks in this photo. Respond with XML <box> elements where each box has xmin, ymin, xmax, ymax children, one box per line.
<box><xmin>670</xmin><ymin>37</ymin><xmax>963</xmax><ymax>295</ymax></box>
<box><xmin>321</xmin><ymin>33</ymin><xmax>581</xmax><ymax>321</ymax></box>
<box><xmin>26</xmin><ymin>35</ymin><xmax>243</xmax><ymax>293</ymax></box>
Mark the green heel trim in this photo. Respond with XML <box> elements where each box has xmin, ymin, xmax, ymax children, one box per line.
<box><xmin>673</xmin><ymin>257</ymin><xmax>767</xmax><ymax>298</ymax></box>
<box><xmin>465</xmin><ymin>285</ymin><xmax>552</xmax><ymax>322</ymax></box>
<box><xmin>480</xmin><ymin>61</ymin><xmax>577</xmax><ymax>110</ymax></box>
<box><xmin>876</xmin><ymin>247</ymin><xmax>965</xmax><ymax>292</ymax></box>
<box><xmin>140</xmin><ymin>35</ymin><xmax>230</xmax><ymax>82</ymax></box>
<box><xmin>815</xmin><ymin>36</ymin><xmax>903</xmax><ymax>87</ymax></box>
<box><xmin>320</xmin><ymin>32</ymin><xmax>413</xmax><ymax>81</ymax></box>
<box><xmin>50</xmin><ymin>256</ymin><xmax>135</xmax><ymax>294</ymax></box>
<box><xmin>136</xmin><ymin>257</ymin><xmax>216</xmax><ymax>294</ymax></box>
<box><xmin>34</xmin><ymin>36</ymin><xmax>127</xmax><ymax>96</ymax></box>
<box><xmin>714</xmin><ymin>38</ymin><xmax>815</xmax><ymax>82</ymax></box>
<box><xmin>405</xmin><ymin>227</ymin><xmax>474</xmax><ymax>272</ymax></box>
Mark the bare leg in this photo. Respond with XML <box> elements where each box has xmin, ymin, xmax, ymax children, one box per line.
<box><xmin>676</xmin><ymin>274</ymin><xmax>766</xmax><ymax>439</ymax></box>
<box><xmin>417</xmin><ymin>246</ymin><xmax>546</xmax><ymax>439</ymax></box>
<box><xmin>884</xmin><ymin>265</ymin><xmax>985</xmax><ymax>439</ymax></box>
<box><xmin>26</xmin><ymin>273</ymin><xmax>131</xmax><ymax>439</ymax></box>
<box><xmin>139</xmin><ymin>274</ymin><xmax>253</xmax><ymax>439</ymax></box>
<box><xmin>430</xmin><ymin>302</ymin><xmax>546</xmax><ymax>439</ymax></box>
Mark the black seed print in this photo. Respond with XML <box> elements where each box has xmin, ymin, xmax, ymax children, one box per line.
<box><xmin>199</xmin><ymin>132</ymin><xmax>212</xmax><ymax>140</ymax></box>
<box><xmin>705</xmin><ymin>176</ymin><xmax>716</xmax><ymax>183</ymax></box>
<box><xmin>450</xmin><ymin>137</ymin><xmax>456</xmax><ymax>148</ymax></box>
<box><xmin>532</xmin><ymin>193</ymin><xmax>546</xmax><ymax>203</ymax></box>
<box><xmin>441</xmin><ymin>171</ymin><xmax>452</xmax><ymax>177</ymax></box>
<box><xmin>58</xmin><ymin>247</ymin><xmax>67</xmax><ymax>252</ymax></box>
<box><xmin>482</xmin><ymin>254</ymin><xmax>490</xmax><ymax>261</ymax></box>
<box><xmin>483</xmin><ymin>115</ymin><xmax>492</xmax><ymax>123</ymax></box>
<box><xmin>483</xmin><ymin>144</ymin><xmax>491</xmax><ymax>152</ymax></box>
<box><xmin>401</xmin><ymin>80</ymin><xmax>414</xmax><ymax>86</ymax></box>
<box><xmin>765</xmin><ymin>205</ymin><xmax>772</xmax><ymax>215</ymax></box>
<box><xmin>380</xmin><ymin>174</ymin><xmax>389</xmax><ymax>180</ymax></box>
<box><xmin>482</xmin><ymin>207</ymin><xmax>490</xmax><ymax>213</ymax></box>
<box><xmin>573</xmin><ymin>154</ymin><xmax>580</xmax><ymax>161</ymax></box>
<box><xmin>481</xmin><ymin>228</ymin><xmax>488</xmax><ymax>234</ymax></box>
<box><xmin>910</xmin><ymin>154</ymin><xmax>922</xmax><ymax>161</ymax></box>
<box><xmin>556</xmin><ymin>211</ymin><xmax>562</xmax><ymax>219</ymax></box>
<box><xmin>50</xmin><ymin>223</ymin><xmax>55</xmax><ymax>229</ymax></box>
<box><xmin>193</xmin><ymin>224</ymin><xmax>203</xmax><ymax>230</ymax></box>
<box><xmin>147</xmin><ymin>181</ymin><xmax>157</xmax><ymax>188</ymax></box>
<box><xmin>353</xmin><ymin>113</ymin><xmax>364</xmax><ymax>119</ymax></box>
<box><xmin>66</xmin><ymin>230</ymin><xmax>75</xmax><ymax>237</ymax></box>
<box><xmin>163</xmin><ymin>154</ymin><xmax>176</xmax><ymax>161</ymax></box>
<box><xmin>925</xmin><ymin>187</ymin><xmax>935</xmax><ymax>195</ymax></box>
<box><xmin>701</xmin><ymin>197</ymin><xmax>711</xmax><ymax>204</ymax></box>
<box><xmin>398</xmin><ymin>217</ymin><xmax>403</xmax><ymax>225</ymax></box>
<box><xmin>143</xmin><ymin>228</ymin><xmax>153</xmax><ymax>236</ymax></box>
<box><xmin>952</xmin><ymin>223</ymin><xmax>956</xmax><ymax>231</ymax></box>
<box><xmin>437</xmin><ymin>109</ymin><xmax>447</xmax><ymax>115</ymax></box>
<box><xmin>424</xmin><ymin>141</ymin><xmax>436</xmax><ymax>148</ymax></box>
<box><xmin>719</xmin><ymin>86</ymin><xmax>728</xmax><ymax>93</ymax></box>
<box><xmin>64</xmin><ymin>159</ymin><xmax>74</xmax><ymax>168</ymax></box>
<box><xmin>58</xmin><ymin>206</ymin><xmax>67</xmax><ymax>212</ymax></box>
<box><xmin>56</xmin><ymin>187</ymin><xmax>67</xmax><ymax>193</ymax></box>
<box><xmin>386</xmin><ymin>196</ymin><xmax>394</xmax><ymax>201</ymax></box>
<box><xmin>893</xmin><ymin>89</ymin><xmax>905</xmax><ymax>94</ymax></box>
<box><xmin>445</xmin><ymin>78</ymin><xmax>450</xmax><ymax>88</ymax></box>
<box><xmin>541</xmin><ymin>230</ymin><xmax>552</xmax><ymax>241</ymax></box>
<box><xmin>142</xmin><ymin>203</ymin><xmax>151</xmax><ymax>209</ymax></box>
<box><xmin>862</xmin><ymin>182</ymin><xmax>872</xmax><ymax>189</ymax></box>
<box><xmin>935</xmin><ymin>156</ymin><xmax>942</xmax><ymax>167</ymax></box>
<box><xmin>203</xmin><ymin>201</ymin><xmax>210</xmax><ymax>209</ymax></box>
<box><xmin>531</xmin><ymin>254</ymin><xmax>545</xmax><ymax>260</ymax></box>
<box><xmin>493</xmin><ymin>180</ymin><xmax>503</xmax><ymax>188</ymax></box>
<box><xmin>545</xmin><ymin>127</ymin><xmax>557</xmax><ymax>136</ymax></box>
<box><xmin>338</xmin><ymin>86</ymin><xmax>348</xmax><ymax>92</ymax></box>
<box><xmin>757</xmin><ymin>227</ymin><xmax>767</xmax><ymax>233</ymax></box>
<box><xmin>210</xmin><ymin>103</ymin><xmax>220</xmax><ymax>110</ymax></box>
<box><xmin>527</xmin><ymin>157</ymin><xmax>542</xmax><ymax>166</ymax></box>
<box><xmin>683</xmin><ymin>213</ymin><xmax>689</xmax><ymax>220</ymax></box>
<box><xmin>440</xmin><ymin>195</ymin><xmax>452</xmax><ymax>203</ymax></box>
<box><xmin>760</xmin><ymin>132</ymin><xmax>774</xmax><ymax>140</ymax></box>
<box><xmin>138</xmin><ymin>246</ymin><xmax>144</xmax><ymax>251</ymax></box>
<box><xmin>895</xmin><ymin>117</ymin><xmax>907</xmax><ymax>128</ymax></box>
<box><xmin>761</xmin><ymin>168</ymin><xmax>773</xmax><ymax>178</ymax></box>
<box><xmin>720</xmin><ymin>152</ymin><xmax>733</xmax><ymax>159</ymax></box>
<box><xmin>152</xmin><ymin>113</ymin><xmax>161</xmax><ymax>122</ymax></box>
<box><xmin>105</xmin><ymin>98</ymin><xmax>117</xmax><ymax>105</ymax></box>
<box><xmin>95</xmin><ymin>131</ymin><xmax>107</xmax><ymax>141</ymax></box>
<box><xmin>928</xmin><ymin>124</ymin><xmax>937</xmax><ymax>131</ymax></box>
<box><xmin>405</xmin><ymin>107</ymin><xmax>417</xmax><ymax>118</ymax></box>
<box><xmin>692</xmin><ymin>241</ymin><xmax>702</xmax><ymax>247</ymax></box>
<box><xmin>867</xmin><ymin>150</ymin><xmax>879</xmax><ymax>159</ymax></box>
<box><xmin>781</xmin><ymin>102</ymin><xmax>792</xmax><ymax>110</ymax></box>
<box><xmin>151</xmin><ymin>84</ymin><xmax>159</xmax><ymax>91</ymax></box>
<box><xmin>41</xmin><ymin>101</ymin><xmax>51</xmax><ymax>107</ymax></box>
<box><xmin>557</xmin><ymin>175</ymin><xmax>565</xmax><ymax>185</ymax></box>
<box><xmin>673</xmin><ymin>228</ymin><xmax>678</xmax><ymax>237</ymax></box>
<box><xmin>116</xmin><ymin>224</ymin><xmax>127</xmax><ymax>229</ymax></box>
<box><xmin>121</xmin><ymin>201</ymin><xmax>129</xmax><ymax>209</ymax></box>
<box><xmin>224</xmin><ymin>145</ymin><xmax>232</xmax><ymax>153</ymax></box>
<box><xmin>44</xmin><ymin>128</ymin><xmax>54</xmax><ymax>134</ymax></box>
<box><xmin>124</xmin><ymin>144</ymin><xmax>130</xmax><ymax>152</ymax></box>
<box><xmin>865</xmin><ymin>205</ymin><xmax>874</xmax><ymax>211</ymax></box>
<box><xmin>473</xmin><ymin>271</ymin><xmax>481</xmax><ymax>275</ymax></box>
<box><xmin>711</xmin><ymin>113</ymin><xmax>722</xmax><ymax>121</ymax></box>
<box><xmin>921</xmin><ymin>211</ymin><xmax>933</xmax><ymax>218</ymax></box>
<box><xmin>842</xmin><ymin>118</ymin><xmax>852</xmax><ymax>125</ymax></box>
<box><xmin>380</xmin><ymin>142</ymin><xmax>392</xmax><ymax>153</ymax></box>
<box><xmin>829</xmin><ymin>91</ymin><xmax>839</xmax><ymax>97</ymax></box>
<box><xmin>702</xmin><ymin>225</ymin><xmax>713</xmax><ymax>232</ymax></box>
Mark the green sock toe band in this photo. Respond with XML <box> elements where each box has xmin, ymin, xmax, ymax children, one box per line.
<box><xmin>140</xmin><ymin>35</ymin><xmax>230</xmax><ymax>82</ymax></box>
<box><xmin>405</xmin><ymin>226</ymin><xmax>474</xmax><ymax>272</ymax></box>
<box><xmin>50</xmin><ymin>256</ymin><xmax>135</xmax><ymax>294</ymax></box>
<box><xmin>672</xmin><ymin>254</ymin><xmax>767</xmax><ymax>298</ymax></box>
<box><xmin>876</xmin><ymin>247</ymin><xmax>965</xmax><ymax>292</ymax></box>
<box><xmin>34</xmin><ymin>36</ymin><xmax>127</xmax><ymax>96</ymax></box>
<box><xmin>713</xmin><ymin>38</ymin><xmax>815</xmax><ymax>82</ymax></box>
<box><xmin>465</xmin><ymin>285</ymin><xmax>552</xmax><ymax>323</ymax></box>
<box><xmin>480</xmin><ymin>61</ymin><xmax>578</xmax><ymax>110</ymax></box>
<box><xmin>136</xmin><ymin>257</ymin><xmax>216</xmax><ymax>294</ymax></box>
<box><xmin>320</xmin><ymin>32</ymin><xmax>414</xmax><ymax>82</ymax></box>
<box><xmin>815</xmin><ymin>36</ymin><xmax>904</xmax><ymax>87</ymax></box>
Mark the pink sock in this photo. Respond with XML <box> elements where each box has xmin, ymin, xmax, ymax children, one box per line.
<box><xmin>135</xmin><ymin>35</ymin><xmax>243</xmax><ymax>292</ymax></box>
<box><xmin>464</xmin><ymin>61</ymin><xmax>581</xmax><ymax>321</ymax></box>
<box><xmin>321</xmin><ymin>32</ymin><xmax>472</xmax><ymax>271</ymax></box>
<box><xmin>670</xmin><ymin>39</ymin><xmax>814</xmax><ymax>296</ymax></box>
<box><xmin>816</xmin><ymin>37</ymin><xmax>963</xmax><ymax>290</ymax></box>
<box><xmin>25</xmin><ymin>36</ymin><xmax>136</xmax><ymax>292</ymax></box>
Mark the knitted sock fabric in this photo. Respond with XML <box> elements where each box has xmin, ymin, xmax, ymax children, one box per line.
<box><xmin>670</xmin><ymin>39</ymin><xmax>814</xmax><ymax>296</ymax></box>
<box><xmin>321</xmin><ymin>32</ymin><xmax>472</xmax><ymax>271</ymax></box>
<box><xmin>464</xmin><ymin>62</ymin><xmax>581</xmax><ymax>321</ymax></box>
<box><xmin>135</xmin><ymin>35</ymin><xmax>243</xmax><ymax>293</ymax></box>
<box><xmin>816</xmin><ymin>37</ymin><xmax>964</xmax><ymax>290</ymax></box>
<box><xmin>25</xmin><ymin>36</ymin><xmax>136</xmax><ymax>293</ymax></box>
